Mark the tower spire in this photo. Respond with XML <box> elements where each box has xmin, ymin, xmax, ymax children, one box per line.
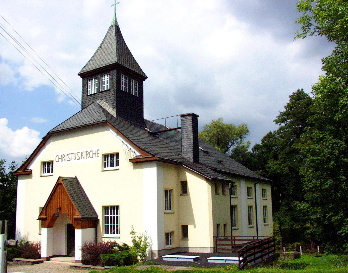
<box><xmin>112</xmin><ymin>0</ymin><xmax>120</xmax><ymax>26</ymax></box>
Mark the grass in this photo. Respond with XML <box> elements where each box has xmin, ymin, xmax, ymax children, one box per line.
<box><xmin>89</xmin><ymin>254</ymin><xmax>348</xmax><ymax>273</ymax></box>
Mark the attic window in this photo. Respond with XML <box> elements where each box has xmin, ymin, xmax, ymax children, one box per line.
<box><xmin>121</xmin><ymin>74</ymin><xmax>128</xmax><ymax>92</ymax></box>
<box><xmin>101</xmin><ymin>74</ymin><xmax>110</xmax><ymax>91</ymax></box>
<box><xmin>88</xmin><ymin>78</ymin><xmax>99</xmax><ymax>95</ymax></box>
<box><xmin>131</xmin><ymin>79</ymin><xmax>139</xmax><ymax>96</ymax></box>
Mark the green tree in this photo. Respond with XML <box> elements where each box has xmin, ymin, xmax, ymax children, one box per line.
<box><xmin>251</xmin><ymin>90</ymin><xmax>313</xmax><ymax>245</ymax></box>
<box><xmin>296</xmin><ymin>0</ymin><xmax>348</xmax><ymax>251</ymax></box>
<box><xmin>0</xmin><ymin>160</ymin><xmax>18</xmax><ymax>238</ymax></box>
<box><xmin>199</xmin><ymin>118</ymin><xmax>250</xmax><ymax>155</ymax></box>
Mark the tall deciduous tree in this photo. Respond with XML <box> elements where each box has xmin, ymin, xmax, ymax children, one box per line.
<box><xmin>251</xmin><ymin>89</ymin><xmax>313</xmax><ymax>244</ymax></box>
<box><xmin>198</xmin><ymin>118</ymin><xmax>250</xmax><ymax>155</ymax></box>
<box><xmin>0</xmin><ymin>160</ymin><xmax>18</xmax><ymax>238</ymax></box>
<box><xmin>297</xmin><ymin>0</ymin><xmax>348</xmax><ymax>251</ymax></box>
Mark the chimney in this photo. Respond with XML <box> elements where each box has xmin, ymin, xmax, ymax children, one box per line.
<box><xmin>180</xmin><ymin>113</ymin><xmax>199</xmax><ymax>163</ymax></box>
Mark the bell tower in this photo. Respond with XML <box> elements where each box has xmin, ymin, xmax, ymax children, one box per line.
<box><xmin>78</xmin><ymin>4</ymin><xmax>147</xmax><ymax>126</ymax></box>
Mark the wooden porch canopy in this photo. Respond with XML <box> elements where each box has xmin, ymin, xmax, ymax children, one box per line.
<box><xmin>38</xmin><ymin>177</ymin><xmax>98</xmax><ymax>229</ymax></box>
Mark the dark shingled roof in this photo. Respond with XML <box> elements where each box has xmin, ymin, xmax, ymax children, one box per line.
<box><xmin>49</xmin><ymin>101</ymin><xmax>268</xmax><ymax>183</ymax></box>
<box><xmin>61</xmin><ymin>177</ymin><xmax>98</xmax><ymax>220</ymax></box>
<box><xmin>79</xmin><ymin>24</ymin><xmax>147</xmax><ymax>78</ymax></box>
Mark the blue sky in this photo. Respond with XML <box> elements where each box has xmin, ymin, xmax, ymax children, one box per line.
<box><xmin>0</xmin><ymin>0</ymin><xmax>334</xmax><ymax>166</ymax></box>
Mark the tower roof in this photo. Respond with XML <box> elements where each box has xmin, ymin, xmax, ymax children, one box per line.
<box><xmin>79</xmin><ymin>24</ymin><xmax>147</xmax><ymax>79</ymax></box>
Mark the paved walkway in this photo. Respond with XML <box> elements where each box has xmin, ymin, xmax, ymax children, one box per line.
<box><xmin>7</xmin><ymin>257</ymin><xmax>93</xmax><ymax>273</ymax></box>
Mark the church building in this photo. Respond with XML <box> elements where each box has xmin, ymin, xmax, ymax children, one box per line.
<box><xmin>14</xmin><ymin>11</ymin><xmax>273</xmax><ymax>262</ymax></box>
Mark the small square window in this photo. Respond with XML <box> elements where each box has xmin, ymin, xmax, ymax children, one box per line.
<box><xmin>42</xmin><ymin>161</ymin><xmax>53</xmax><ymax>175</ymax></box>
<box><xmin>247</xmin><ymin>186</ymin><xmax>253</xmax><ymax>198</ymax></box>
<box><xmin>165</xmin><ymin>232</ymin><xmax>173</xmax><ymax>247</ymax></box>
<box><xmin>180</xmin><ymin>181</ymin><xmax>188</xmax><ymax>195</ymax></box>
<box><xmin>103</xmin><ymin>153</ymin><xmax>119</xmax><ymax>170</ymax></box>
<box><xmin>181</xmin><ymin>225</ymin><xmax>188</xmax><ymax>239</ymax></box>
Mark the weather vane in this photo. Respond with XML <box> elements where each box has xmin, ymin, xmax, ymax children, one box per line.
<box><xmin>112</xmin><ymin>0</ymin><xmax>120</xmax><ymax>25</ymax></box>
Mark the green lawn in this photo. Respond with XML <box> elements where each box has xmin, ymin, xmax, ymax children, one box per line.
<box><xmin>90</xmin><ymin>254</ymin><xmax>348</xmax><ymax>273</ymax></box>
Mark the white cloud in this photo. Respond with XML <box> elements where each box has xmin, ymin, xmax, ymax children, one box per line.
<box><xmin>0</xmin><ymin>118</ymin><xmax>41</xmax><ymax>159</ymax></box>
<box><xmin>30</xmin><ymin>117</ymin><xmax>48</xmax><ymax>124</ymax></box>
<box><xmin>0</xmin><ymin>62</ymin><xmax>16</xmax><ymax>85</ymax></box>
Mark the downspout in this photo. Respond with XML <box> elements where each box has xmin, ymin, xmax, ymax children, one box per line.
<box><xmin>229</xmin><ymin>183</ymin><xmax>234</xmax><ymax>238</ymax></box>
<box><xmin>254</xmin><ymin>182</ymin><xmax>259</xmax><ymax>238</ymax></box>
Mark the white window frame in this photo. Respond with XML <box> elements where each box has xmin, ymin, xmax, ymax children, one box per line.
<box><xmin>121</xmin><ymin>74</ymin><xmax>128</xmax><ymax>92</ymax></box>
<box><xmin>263</xmin><ymin>206</ymin><xmax>268</xmax><ymax>224</ymax></box>
<box><xmin>101</xmin><ymin>74</ymin><xmax>110</xmax><ymax>91</ymax></box>
<box><xmin>165</xmin><ymin>231</ymin><xmax>173</xmax><ymax>247</ymax></box>
<box><xmin>231</xmin><ymin>205</ymin><xmax>238</xmax><ymax>228</ymax></box>
<box><xmin>103</xmin><ymin>153</ymin><xmax>119</xmax><ymax>170</ymax></box>
<box><xmin>164</xmin><ymin>189</ymin><xmax>173</xmax><ymax>212</ymax></box>
<box><xmin>42</xmin><ymin>161</ymin><xmax>53</xmax><ymax>176</ymax></box>
<box><xmin>103</xmin><ymin>205</ymin><xmax>120</xmax><ymax>237</ymax></box>
<box><xmin>87</xmin><ymin>78</ymin><xmax>99</xmax><ymax>95</ymax></box>
<box><xmin>131</xmin><ymin>79</ymin><xmax>138</xmax><ymax>96</ymax></box>
<box><xmin>247</xmin><ymin>206</ymin><xmax>254</xmax><ymax>227</ymax></box>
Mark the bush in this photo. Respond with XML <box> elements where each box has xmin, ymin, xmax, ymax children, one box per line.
<box><xmin>18</xmin><ymin>241</ymin><xmax>41</xmax><ymax>259</ymax></box>
<box><xmin>101</xmin><ymin>249</ymin><xmax>137</xmax><ymax>266</ymax></box>
<box><xmin>6</xmin><ymin>247</ymin><xmax>20</xmax><ymax>261</ymax></box>
<box><xmin>82</xmin><ymin>241</ymin><xmax>118</xmax><ymax>266</ymax></box>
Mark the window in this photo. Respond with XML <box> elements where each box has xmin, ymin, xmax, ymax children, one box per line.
<box><xmin>231</xmin><ymin>205</ymin><xmax>237</xmax><ymax>228</ymax></box>
<box><xmin>223</xmin><ymin>224</ymin><xmax>227</xmax><ymax>236</ymax></box>
<box><xmin>104</xmin><ymin>206</ymin><xmax>120</xmax><ymax>236</ymax></box>
<box><xmin>42</xmin><ymin>161</ymin><xmax>53</xmax><ymax>175</ymax></box>
<box><xmin>165</xmin><ymin>232</ymin><xmax>173</xmax><ymax>247</ymax></box>
<box><xmin>101</xmin><ymin>74</ymin><xmax>110</xmax><ymax>91</ymax></box>
<box><xmin>216</xmin><ymin>224</ymin><xmax>220</xmax><ymax>236</ymax></box>
<box><xmin>230</xmin><ymin>184</ymin><xmax>237</xmax><ymax>197</ymax></box>
<box><xmin>248</xmin><ymin>206</ymin><xmax>254</xmax><ymax>226</ymax></box>
<box><xmin>121</xmin><ymin>74</ymin><xmax>128</xmax><ymax>92</ymax></box>
<box><xmin>87</xmin><ymin>78</ymin><xmax>99</xmax><ymax>95</ymax></box>
<box><xmin>103</xmin><ymin>153</ymin><xmax>119</xmax><ymax>170</ymax></box>
<box><xmin>263</xmin><ymin>206</ymin><xmax>268</xmax><ymax>224</ymax></box>
<box><xmin>38</xmin><ymin>207</ymin><xmax>43</xmax><ymax>235</ymax></box>
<box><xmin>222</xmin><ymin>183</ymin><xmax>227</xmax><ymax>195</ymax></box>
<box><xmin>181</xmin><ymin>225</ymin><xmax>188</xmax><ymax>239</ymax></box>
<box><xmin>247</xmin><ymin>186</ymin><xmax>253</xmax><ymax>198</ymax></box>
<box><xmin>180</xmin><ymin>181</ymin><xmax>188</xmax><ymax>195</ymax></box>
<box><xmin>262</xmin><ymin>188</ymin><xmax>267</xmax><ymax>199</ymax></box>
<box><xmin>164</xmin><ymin>189</ymin><xmax>173</xmax><ymax>212</ymax></box>
<box><xmin>215</xmin><ymin>183</ymin><xmax>219</xmax><ymax>195</ymax></box>
<box><xmin>131</xmin><ymin>79</ymin><xmax>139</xmax><ymax>96</ymax></box>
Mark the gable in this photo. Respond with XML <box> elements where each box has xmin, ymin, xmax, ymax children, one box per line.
<box><xmin>38</xmin><ymin>177</ymin><xmax>97</xmax><ymax>229</ymax></box>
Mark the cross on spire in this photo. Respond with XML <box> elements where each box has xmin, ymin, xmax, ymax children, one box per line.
<box><xmin>112</xmin><ymin>0</ymin><xmax>120</xmax><ymax>26</ymax></box>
